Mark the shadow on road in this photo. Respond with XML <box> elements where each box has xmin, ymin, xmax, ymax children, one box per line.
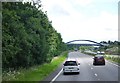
<box><xmin>93</xmin><ymin>64</ymin><xmax>105</xmax><ymax>66</ymax></box>
<box><xmin>63</xmin><ymin>72</ymin><xmax>80</xmax><ymax>75</ymax></box>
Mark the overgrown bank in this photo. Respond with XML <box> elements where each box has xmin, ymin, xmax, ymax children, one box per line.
<box><xmin>104</xmin><ymin>55</ymin><xmax>120</xmax><ymax>64</ymax></box>
<box><xmin>83</xmin><ymin>51</ymin><xmax>120</xmax><ymax>64</ymax></box>
<box><xmin>2</xmin><ymin>2</ymin><xmax>67</xmax><ymax>71</ymax></box>
<box><xmin>2</xmin><ymin>51</ymin><xmax>68</xmax><ymax>81</ymax></box>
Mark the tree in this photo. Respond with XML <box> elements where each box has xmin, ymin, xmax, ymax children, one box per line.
<box><xmin>2</xmin><ymin>2</ymin><xmax>66</xmax><ymax>70</ymax></box>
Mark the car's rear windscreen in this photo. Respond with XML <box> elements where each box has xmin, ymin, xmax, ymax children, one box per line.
<box><xmin>64</xmin><ymin>61</ymin><xmax>77</xmax><ymax>66</ymax></box>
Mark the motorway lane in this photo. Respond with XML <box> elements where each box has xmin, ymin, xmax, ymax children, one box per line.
<box><xmin>53</xmin><ymin>51</ymin><xmax>118</xmax><ymax>81</ymax></box>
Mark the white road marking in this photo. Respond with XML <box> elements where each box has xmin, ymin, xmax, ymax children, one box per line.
<box><xmin>94</xmin><ymin>73</ymin><xmax>98</xmax><ymax>76</ymax></box>
<box><xmin>98</xmin><ymin>79</ymin><xmax>100</xmax><ymax>80</ymax></box>
<box><xmin>50</xmin><ymin>68</ymin><xmax>63</xmax><ymax>83</ymax></box>
<box><xmin>91</xmin><ymin>67</ymin><xmax>93</xmax><ymax>69</ymax></box>
<box><xmin>88</xmin><ymin>64</ymin><xmax>90</xmax><ymax>66</ymax></box>
<box><xmin>106</xmin><ymin>60</ymin><xmax>120</xmax><ymax>67</ymax></box>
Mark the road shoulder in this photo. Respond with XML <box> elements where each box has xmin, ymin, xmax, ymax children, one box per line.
<box><xmin>41</xmin><ymin>63</ymin><xmax>63</xmax><ymax>82</ymax></box>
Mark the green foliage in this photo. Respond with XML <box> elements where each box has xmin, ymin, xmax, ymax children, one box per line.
<box><xmin>104</xmin><ymin>55</ymin><xmax>120</xmax><ymax>64</ymax></box>
<box><xmin>2</xmin><ymin>2</ymin><xmax>67</xmax><ymax>71</ymax></box>
<box><xmin>2</xmin><ymin>51</ymin><xmax>68</xmax><ymax>81</ymax></box>
<box><xmin>79</xmin><ymin>46</ymin><xmax>93</xmax><ymax>52</ymax></box>
<box><xmin>99</xmin><ymin>41</ymin><xmax>120</xmax><ymax>55</ymax></box>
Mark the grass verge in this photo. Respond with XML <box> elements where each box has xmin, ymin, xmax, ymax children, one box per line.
<box><xmin>83</xmin><ymin>52</ymin><xmax>120</xmax><ymax>64</ymax></box>
<box><xmin>104</xmin><ymin>55</ymin><xmax>120</xmax><ymax>64</ymax></box>
<box><xmin>2</xmin><ymin>51</ymin><xmax>68</xmax><ymax>82</ymax></box>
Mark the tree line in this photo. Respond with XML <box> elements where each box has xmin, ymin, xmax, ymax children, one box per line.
<box><xmin>2</xmin><ymin>2</ymin><xmax>67</xmax><ymax>70</ymax></box>
<box><xmin>99</xmin><ymin>40</ymin><xmax>120</xmax><ymax>55</ymax></box>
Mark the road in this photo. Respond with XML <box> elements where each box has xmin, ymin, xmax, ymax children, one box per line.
<box><xmin>51</xmin><ymin>51</ymin><xmax>119</xmax><ymax>82</ymax></box>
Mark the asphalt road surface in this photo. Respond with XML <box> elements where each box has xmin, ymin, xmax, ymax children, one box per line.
<box><xmin>51</xmin><ymin>51</ymin><xmax>119</xmax><ymax>82</ymax></box>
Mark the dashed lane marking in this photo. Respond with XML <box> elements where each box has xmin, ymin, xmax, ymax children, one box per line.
<box><xmin>91</xmin><ymin>67</ymin><xmax>93</xmax><ymax>69</ymax></box>
<box><xmin>98</xmin><ymin>79</ymin><xmax>100</xmax><ymax>80</ymax></box>
<box><xmin>94</xmin><ymin>73</ymin><xmax>98</xmax><ymax>76</ymax></box>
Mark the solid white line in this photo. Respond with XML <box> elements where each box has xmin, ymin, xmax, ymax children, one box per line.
<box><xmin>106</xmin><ymin>60</ymin><xmax>120</xmax><ymax>67</ymax></box>
<box><xmin>50</xmin><ymin>68</ymin><xmax>63</xmax><ymax>83</ymax></box>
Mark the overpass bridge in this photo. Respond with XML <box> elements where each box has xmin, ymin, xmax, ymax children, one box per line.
<box><xmin>65</xmin><ymin>39</ymin><xmax>108</xmax><ymax>50</ymax></box>
<box><xmin>66</xmin><ymin>39</ymin><xmax>104</xmax><ymax>46</ymax></box>
<box><xmin>67</xmin><ymin>43</ymin><xmax>101</xmax><ymax>47</ymax></box>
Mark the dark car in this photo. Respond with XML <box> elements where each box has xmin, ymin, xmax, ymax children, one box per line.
<box><xmin>74</xmin><ymin>48</ymin><xmax>78</xmax><ymax>51</ymax></box>
<box><xmin>93</xmin><ymin>55</ymin><xmax>105</xmax><ymax>65</ymax></box>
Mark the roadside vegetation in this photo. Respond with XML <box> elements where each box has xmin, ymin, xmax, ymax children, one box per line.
<box><xmin>2</xmin><ymin>51</ymin><xmax>68</xmax><ymax>81</ymax></box>
<box><xmin>2</xmin><ymin>1</ymin><xmax>67</xmax><ymax>81</ymax></box>
<box><xmin>104</xmin><ymin>55</ymin><xmax>120</xmax><ymax>64</ymax></box>
<box><xmin>76</xmin><ymin>41</ymin><xmax>120</xmax><ymax>64</ymax></box>
<box><xmin>98</xmin><ymin>41</ymin><xmax>120</xmax><ymax>64</ymax></box>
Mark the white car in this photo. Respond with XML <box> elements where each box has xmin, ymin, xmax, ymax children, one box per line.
<box><xmin>63</xmin><ymin>60</ymin><xmax>80</xmax><ymax>74</ymax></box>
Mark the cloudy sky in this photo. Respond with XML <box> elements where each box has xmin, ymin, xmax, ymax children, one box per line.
<box><xmin>41</xmin><ymin>0</ymin><xmax>119</xmax><ymax>43</ymax></box>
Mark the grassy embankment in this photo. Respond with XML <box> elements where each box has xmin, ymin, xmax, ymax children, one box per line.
<box><xmin>104</xmin><ymin>55</ymin><xmax>120</xmax><ymax>64</ymax></box>
<box><xmin>2</xmin><ymin>51</ymin><xmax>68</xmax><ymax>82</ymax></box>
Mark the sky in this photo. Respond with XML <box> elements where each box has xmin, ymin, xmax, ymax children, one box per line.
<box><xmin>23</xmin><ymin>0</ymin><xmax>119</xmax><ymax>43</ymax></box>
<box><xmin>40</xmin><ymin>0</ymin><xmax>119</xmax><ymax>43</ymax></box>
